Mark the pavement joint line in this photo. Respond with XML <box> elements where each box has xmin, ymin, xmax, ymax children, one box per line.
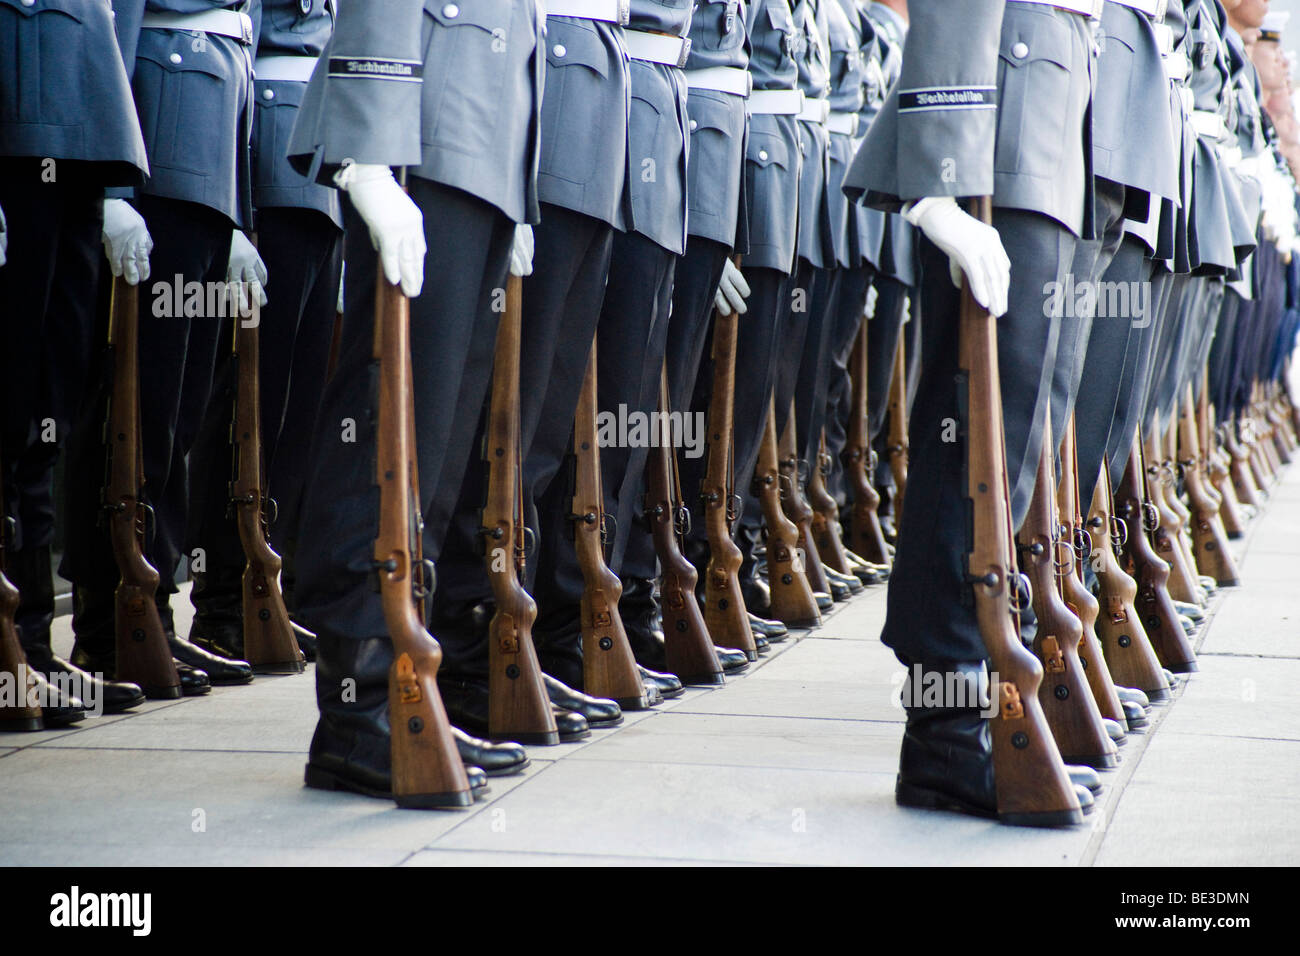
<box><xmin>424</xmin><ymin>758</ymin><xmax>565</xmax><ymax>847</ymax></box>
<box><xmin>554</xmin><ymin>755</ymin><xmax>898</xmax><ymax>775</ymax></box>
<box><xmin>402</xmin><ymin>845</ymin><xmax>790</xmax><ymax>866</ymax></box>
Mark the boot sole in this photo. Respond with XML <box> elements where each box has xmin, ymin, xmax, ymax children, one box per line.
<box><xmin>0</xmin><ymin>717</ymin><xmax>45</xmax><ymax>732</ymax></box>
<box><xmin>481</xmin><ymin>758</ymin><xmax>531</xmax><ymax>778</ymax></box>
<box><xmin>1062</xmin><ymin>752</ymin><xmax>1121</xmax><ymax>770</ymax></box>
<box><xmin>143</xmin><ymin>684</ymin><xmax>185</xmax><ymax>700</ymax></box>
<box><xmin>304</xmin><ymin>764</ymin><xmax>477</xmax><ymax>808</ymax></box>
<box><xmin>251</xmin><ymin>661</ymin><xmax>306</xmax><ymax>676</ymax></box>
<box><xmin>678</xmin><ymin>671</ymin><xmax>726</xmax><ymax>687</ymax></box>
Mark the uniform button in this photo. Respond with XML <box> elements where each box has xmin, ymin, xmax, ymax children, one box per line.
<box><xmin>1011</xmin><ymin>41</ymin><xmax>1028</xmax><ymax>59</ymax></box>
<box><xmin>169</xmin><ymin>52</ymin><xmax>183</xmax><ymax>64</ymax></box>
<box><xmin>758</xmin><ymin>149</ymin><xmax>769</xmax><ymax>161</ymax></box>
<box><xmin>20</xmin><ymin>0</ymin><xmax>34</xmax><ymax>6</ymax></box>
<box><xmin>689</xmin><ymin>119</ymin><xmax>698</xmax><ymax>131</ymax></box>
<box><xmin>262</xmin><ymin>88</ymin><xmax>275</xmax><ymax>100</ymax></box>
<box><xmin>443</xmin><ymin>3</ymin><xmax>459</xmax><ymax>17</ymax></box>
<box><xmin>553</xmin><ymin>43</ymin><xmax>566</xmax><ymax>57</ymax></box>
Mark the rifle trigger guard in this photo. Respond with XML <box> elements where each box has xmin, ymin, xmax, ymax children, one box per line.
<box><xmin>1011</xmin><ymin>572</ymin><xmax>1032</xmax><ymax>612</ymax></box>
<box><xmin>1110</xmin><ymin>515</ymin><xmax>1129</xmax><ymax>548</ymax></box>
<box><xmin>418</xmin><ymin>558</ymin><xmax>437</xmax><ymax>599</ymax></box>
<box><xmin>868</xmin><ymin>448</ymin><xmax>879</xmax><ymax>473</ymax></box>
<box><xmin>521</xmin><ymin>525</ymin><xmax>538</xmax><ymax>558</ymax></box>
<box><xmin>727</xmin><ymin>493</ymin><xmax>743</xmax><ymax>523</ymax></box>
<box><xmin>1141</xmin><ymin>501</ymin><xmax>1160</xmax><ymax>532</ymax></box>
<box><xmin>265</xmin><ymin>495</ymin><xmax>279</xmax><ymax>527</ymax></box>
<box><xmin>673</xmin><ymin>505</ymin><xmax>692</xmax><ymax>537</ymax></box>
<box><xmin>1073</xmin><ymin>527</ymin><xmax>1093</xmax><ymax>560</ymax></box>
<box><xmin>1052</xmin><ymin>536</ymin><xmax>1074</xmax><ymax>574</ymax></box>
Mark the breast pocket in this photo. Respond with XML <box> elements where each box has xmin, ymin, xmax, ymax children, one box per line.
<box><xmin>0</xmin><ymin>0</ymin><xmax>86</xmax><ymax>127</ymax></box>
<box><xmin>695</xmin><ymin>0</ymin><xmax>746</xmax><ymax>54</ymax></box>
<box><xmin>134</xmin><ymin>36</ymin><xmax>235</xmax><ymax>176</ymax></box>
<box><xmin>422</xmin><ymin>0</ymin><xmax>514</xmax><ymax>156</ymax></box>
<box><xmin>745</xmin><ymin>126</ymin><xmax>792</xmax><ymax>238</ymax></box>
<box><xmin>252</xmin><ymin>81</ymin><xmax>306</xmax><ymax>189</ymax></box>
<box><xmin>994</xmin><ymin>15</ymin><xmax>1074</xmax><ymax>180</ymax></box>
<box><xmin>540</xmin><ymin>20</ymin><xmax>612</xmax><ymax>184</ymax></box>
<box><xmin>687</xmin><ymin>92</ymin><xmax>740</xmax><ymax>217</ymax></box>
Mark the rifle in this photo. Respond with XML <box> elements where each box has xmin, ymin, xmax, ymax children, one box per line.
<box><xmin>753</xmin><ymin>395</ymin><xmax>820</xmax><ymax>628</ymax></box>
<box><xmin>644</xmin><ymin>364</ymin><xmax>724</xmax><ymax>685</ymax></box>
<box><xmin>1180</xmin><ymin>383</ymin><xmax>1240</xmax><ymax>586</ymax></box>
<box><xmin>372</xmin><ymin>245</ymin><xmax>472</xmax><ymax>808</ymax></box>
<box><xmin>230</xmin><ymin>296</ymin><xmax>305</xmax><ymax>673</ymax></box>
<box><xmin>104</xmin><ymin>278</ymin><xmax>181</xmax><ymax>699</ymax></box>
<box><xmin>1088</xmin><ymin>461</ymin><xmax>1170</xmax><ymax>699</ymax></box>
<box><xmin>1057</xmin><ymin>417</ymin><xmax>1127</xmax><ymax>729</ymax></box>
<box><xmin>571</xmin><ymin>336</ymin><xmax>648</xmax><ymax>709</ymax></box>
<box><xmin>0</xmin><ymin>467</ymin><xmax>41</xmax><ymax>730</ymax></box>
<box><xmin>885</xmin><ymin>333</ymin><xmax>909</xmax><ymax>526</ymax></box>
<box><xmin>1115</xmin><ymin>437</ymin><xmax>1197</xmax><ymax>673</ymax></box>
<box><xmin>957</xmin><ymin>196</ymin><xmax>1079</xmax><ymax>825</ymax></box>
<box><xmin>1142</xmin><ymin>427</ymin><xmax>1200</xmax><ymax>605</ymax></box>
<box><xmin>777</xmin><ymin>403</ymin><xmax>833</xmax><ymax>597</ymax></box>
<box><xmin>1223</xmin><ymin>418</ymin><xmax>1263</xmax><ymax>509</ymax></box>
<box><xmin>808</xmin><ymin>430</ymin><xmax>854</xmax><ymax>575</ymax></box>
<box><xmin>700</xmin><ymin>264</ymin><xmax>757</xmax><ymax>660</ymax></box>
<box><xmin>844</xmin><ymin>317</ymin><xmax>891</xmax><ymax>565</ymax></box>
<box><xmin>1018</xmin><ymin>408</ymin><xmax>1116</xmax><ymax>767</ymax></box>
<box><xmin>1203</xmin><ymin>393</ymin><xmax>1246</xmax><ymax>539</ymax></box>
<box><xmin>481</xmin><ymin>276</ymin><xmax>559</xmax><ymax>743</ymax></box>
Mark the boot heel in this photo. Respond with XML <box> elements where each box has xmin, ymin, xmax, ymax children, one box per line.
<box><xmin>0</xmin><ymin>716</ymin><xmax>44</xmax><ymax>732</ymax></box>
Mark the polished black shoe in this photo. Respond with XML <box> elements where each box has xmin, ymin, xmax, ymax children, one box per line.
<box><xmin>28</xmin><ymin>671</ymin><xmax>89</xmax><ymax>727</ymax></box>
<box><xmin>754</xmin><ymin>632</ymin><xmax>770</xmax><ymax>655</ymax></box>
<box><xmin>305</xmin><ymin>636</ymin><xmax>475</xmax><ymax>808</ymax></box>
<box><xmin>169</xmin><ymin>633</ymin><xmax>253</xmax><ymax>685</ymax></box>
<box><xmin>543</xmin><ymin>674</ymin><xmax>623</xmax><ymax>729</ymax></box>
<box><xmin>638</xmin><ymin>664</ymin><xmax>684</xmax><ymax>699</ymax></box>
<box><xmin>453</xmin><ymin>726</ymin><xmax>529</xmax><ymax>777</ymax></box>
<box><xmin>716</xmin><ymin>646</ymin><xmax>750</xmax><ymax>674</ymax></box>
<box><xmin>438</xmin><ymin>675</ymin><xmax>590</xmax><ymax>744</ymax></box>
<box><xmin>814</xmin><ymin>591</ymin><xmax>834</xmax><ymax>612</ymax></box>
<box><xmin>826</xmin><ymin>577</ymin><xmax>851</xmax><ymax>602</ymax></box>
<box><xmin>1068</xmin><ymin>764</ymin><xmax>1104</xmax><ymax>794</ymax></box>
<box><xmin>20</xmin><ymin>643</ymin><xmax>145</xmax><ymax>715</ymax></box>
<box><xmin>177</xmin><ymin>662</ymin><xmax>212</xmax><ymax>696</ymax></box>
<box><xmin>1102</xmin><ymin>718</ymin><xmax>1126</xmax><ymax>743</ymax></box>
<box><xmin>1121</xmin><ymin>700</ymin><xmax>1148</xmax><ymax>729</ymax></box>
<box><xmin>1173</xmin><ymin>600</ymin><xmax>1205</xmax><ymax>622</ymax></box>
<box><xmin>747</xmin><ymin>612</ymin><xmax>789</xmax><ymax>641</ymax></box>
<box><xmin>826</xmin><ymin>567</ymin><xmax>863</xmax><ymax>595</ymax></box>
<box><xmin>292</xmin><ymin>621</ymin><xmax>319</xmax><ymax>662</ymax></box>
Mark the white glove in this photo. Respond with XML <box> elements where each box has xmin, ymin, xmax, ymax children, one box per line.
<box><xmin>904</xmin><ymin>196</ymin><xmax>1010</xmax><ymax>317</ymax></box>
<box><xmin>864</xmin><ymin>283</ymin><xmax>879</xmax><ymax>319</ymax></box>
<box><xmin>0</xmin><ymin>202</ymin><xmax>7</xmax><ymax>268</ymax></box>
<box><xmin>227</xmin><ymin>230</ymin><xmax>269</xmax><ymax>315</ymax></box>
<box><xmin>333</xmin><ymin>162</ymin><xmax>425</xmax><ymax>297</ymax></box>
<box><xmin>102</xmin><ymin>198</ymin><xmax>153</xmax><ymax>285</ymax></box>
<box><xmin>713</xmin><ymin>258</ymin><xmax>751</xmax><ymax>315</ymax></box>
<box><xmin>510</xmin><ymin>223</ymin><xmax>534</xmax><ymax>277</ymax></box>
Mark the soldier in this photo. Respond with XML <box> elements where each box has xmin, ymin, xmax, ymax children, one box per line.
<box><xmin>186</xmin><ymin>0</ymin><xmax>344</xmax><ymax>665</ymax></box>
<box><xmin>845</xmin><ymin>0</ymin><xmax>1100</xmax><ymax>824</ymax></box>
<box><xmin>61</xmin><ymin>0</ymin><xmax>272</xmax><ymax>694</ymax></box>
<box><xmin>0</xmin><ymin>0</ymin><xmax>153</xmax><ymax>721</ymax></box>
<box><xmin>287</xmin><ymin>0</ymin><xmax>546</xmax><ymax>794</ymax></box>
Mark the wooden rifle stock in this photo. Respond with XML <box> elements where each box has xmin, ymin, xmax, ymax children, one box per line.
<box><xmin>1057</xmin><ymin>418</ymin><xmax>1126</xmax><ymax>728</ymax></box>
<box><xmin>1018</xmin><ymin>409</ymin><xmax>1116</xmax><ymax>767</ymax></box>
<box><xmin>777</xmin><ymin>402</ymin><xmax>832</xmax><ymax>597</ymax></box>
<box><xmin>482</xmin><ymin>276</ymin><xmax>559</xmax><ymax>744</ymax></box>
<box><xmin>1116</xmin><ymin>438</ymin><xmax>1197</xmax><ymax>672</ymax></box>
<box><xmin>844</xmin><ymin>316</ymin><xmax>890</xmax><ymax>565</ymax></box>
<box><xmin>571</xmin><ymin>337</ymin><xmax>648</xmax><ymax>709</ymax></box>
<box><xmin>1180</xmin><ymin>383</ymin><xmax>1240</xmax><ymax>586</ymax></box>
<box><xmin>372</xmin><ymin>263</ymin><xmax>472</xmax><ymax>807</ymax></box>
<box><xmin>808</xmin><ymin>430</ymin><xmax>853</xmax><ymax>575</ymax></box>
<box><xmin>1142</xmin><ymin>427</ymin><xmax>1200</xmax><ymax>605</ymax></box>
<box><xmin>754</xmin><ymin>396</ymin><xmax>820</xmax><ymax>628</ymax></box>
<box><xmin>644</xmin><ymin>365</ymin><xmax>724</xmax><ymax>685</ymax></box>
<box><xmin>700</xmin><ymin>267</ymin><xmax>757</xmax><ymax>659</ymax></box>
<box><xmin>1204</xmin><ymin>394</ymin><xmax>1246</xmax><ymax>539</ymax></box>
<box><xmin>0</xmin><ymin>468</ymin><xmax>41</xmax><ymax>729</ymax></box>
<box><xmin>885</xmin><ymin>333</ymin><xmax>909</xmax><ymax>527</ymax></box>
<box><xmin>957</xmin><ymin>196</ymin><xmax>1079</xmax><ymax>825</ymax></box>
<box><xmin>105</xmin><ymin>278</ymin><xmax>181</xmax><ymax>699</ymax></box>
<box><xmin>1224</xmin><ymin>419</ymin><xmax>1263</xmax><ymax>508</ymax></box>
<box><xmin>231</xmin><ymin>297</ymin><xmax>305</xmax><ymax>673</ymax></box>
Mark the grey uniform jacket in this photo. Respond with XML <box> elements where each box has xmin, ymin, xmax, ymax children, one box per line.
<box><xmin>289</xmin><ymin>0</ymin><xmax>543</xmax><ymax>226</ymax></box>
<box><xmin>537</xmin><ymin>15</ymin><xmax>630</xmax><ymax>228</ymax></box>
<box><xmin>0</xmin><ymin>0</ymin><xmax>149</xmax><ymax>187</ymax></box>
<box><xmin>824</xmin><ymin>0</ymin><xmax>864</xmax><ymax>269</ymax></box>
<box><xmin>1091</xmin><ymin>2</ymin><xmax>1178</xmax><ymax>206</ymax></box>
<box><xmin>846</xmin><ymin>0</ymin><xmax>1095</xmax><ymax>242</ymax></box>
<box><xmin>112</xmin><ymin>0</ymin><xmax>255</xmax><ymax>228</ymax></box>
<box><xmin>624</xmin><ymin>0</ymin><xmax>692</xmax><ymax>254</ymax></box>
<box><xmin>1184</xmin><ymin>0</ymin><xmax>1240</xmax><ymax>274</ymax></box>
<box><xmin>684</xmin><ymin>0</ymin><xmax>750</xmax><ymax>249</ymax></box>
<box><xmin>843</xmin><ymin>0</ymin><xmax>885</xmax><ymax>270</ymax></box>
<box><xmin>744</xmin><ymin>0</ymin><xmax>802</xmax><ymax>273</ymax></box>
<box><xmin>250</xmin><ymin>0</ymin><xmax>342</xmax><ymax>228</ymax></box>
<box><xmin>793</xmin><ymin>0</ymin><xmax>833</xmax><ymax>268</ymax></box>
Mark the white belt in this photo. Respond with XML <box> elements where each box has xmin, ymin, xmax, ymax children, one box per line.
<box><xmin>623</xmin><ymin>30</ymin><xmax>691</xmax><ymax>68</ymax></box>
<box><xmin>748</xmin><ymin>88</ymin><xmax>804</xmax><ymax>115</ymax></box>
<box><xmin>141</xmin><ymin>9</ymin><xmax>254</xmax><ymax>44</ymax></box>
<box><xmin>1163</xmin><ymin>50</ymin><xmax>1189</xmax><ymax>81</ymax></box>
<box><xmin>826</xmin><ymin>111</ymin><xmax>859</xmax><ymax>136</ymax></box>
<box><xmin>1152</xmin><ymin>22</ymin><xmax>1174</xmax><ymax>55</ymax></box>
<box><xmin>255</xmin><ymin>55</ymin><xmax>318</xmax><ymax>83</ymax></box>
<box><xmin>1191</xmin><ymin>110</ymin><xmax>1227</xmax><ymax>139</ymax></box>
<box><xmin>547</xmin><ymin>0</ymin><xmax>629</xmax><ymax>25</ymax></box>
<box><xmin>797</xmin><ymin>97</ymin><xmax>830</xmax><ymax>123</ymax></box>
<box><xmin>1179</xmin><ymin>85</ymin><xmax>1195</xmax><ymax>113</ymax></box>
<box><xmin>685</xmin><ymin>66</ymin><xmax>751</xmax><ymax>97</ymax></box>
<box><xmin>1014</xmin><ymin>0</ymin><xmax>1104</xmax><ymax>20</ymax></box>
<box><xmin>1106</xmin><ymin>0</ymin><xmax>1166</xmax><ymax>22</ymax></box>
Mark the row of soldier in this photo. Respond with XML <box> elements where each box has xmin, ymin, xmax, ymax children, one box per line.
<box><xmin>1</xmin><ymin>0</ymin><xmax>1298</xmax><ymax>824</ymax></box>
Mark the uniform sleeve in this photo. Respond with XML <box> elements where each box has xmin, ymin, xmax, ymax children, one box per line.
<box><xmin>844</xmin><ymin>0</ymin><xmax>1003</xmax><ymax>207</ymax></box>
<box><xmin>287</xmin><ymin>0</ymin><xmax>425</xmax><ymax>177</ymax></box>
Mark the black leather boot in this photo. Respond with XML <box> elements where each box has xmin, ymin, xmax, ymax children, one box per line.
<box><xmin>453</xmin><ymin>726</ymin><xmax>529</xmax><ymax>776</ymax></box>
<box><xmin>438</xmin><ymin>675</ymin><xmax>593</xmax><ymax>744</ymax></box>
<box><xmin>12</xmin><ymin>545</ymin><xmax>145</xmax><ymax>714</ymax></box>
<box><xmin>187</xmin><ymin>566</ymin><xmax>243</xmax><ymax>659</ymax></box>
<box><xmin>157</xmin><ymin>593</ymin><xmax>253</xmax><ymax>686</ymax></box>
<box><xmin>737</xmin><ymin>525</ymin><xmax>772</xmax><ymax>615</ymax></box>
<box><xmin>305</xmin><ymin>634</ymin><xmax>483</xmax><ymax>805</ymax></box>
<box><xmin>747</xmin><ymin>612</ymin><xmax>789</xmax><ymax>642</ymax></box>
<box><xmin>70</xmin><ymin>584</ymin><xmax>212</xmax><ymax>697</ymax></box>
